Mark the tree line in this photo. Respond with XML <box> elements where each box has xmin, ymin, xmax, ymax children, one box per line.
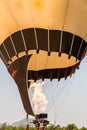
<box><xmin>0</xmin><ymin>123</ymin><xmax>87</xmax><ymax>130</ymax></box>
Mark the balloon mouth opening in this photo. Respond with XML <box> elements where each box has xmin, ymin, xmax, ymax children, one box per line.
<box><xmin>27</xmin><ymin>50</ymin><xmax>80</xmax><ymax>81</ymax></box>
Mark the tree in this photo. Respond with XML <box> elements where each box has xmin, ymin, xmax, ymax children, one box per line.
<box><xmin>16</xmin><ymin>126</ymin><xmax>25</xmax><ymax>130</ymax></box>
<box><xmin>80</xmin><ymin>127</ymin><xmax>87</xmax><ymax>130</ymax></box>
<box><xmin>65</xmin><ymin>124</ymin><xmax>78</xmax><ymax>130</ymax></box>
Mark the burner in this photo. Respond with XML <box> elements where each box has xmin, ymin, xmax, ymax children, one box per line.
<box><xmin>33</xmin><ymin>113</ymin><xmax>49</xmax><ymax>130</ymax></box>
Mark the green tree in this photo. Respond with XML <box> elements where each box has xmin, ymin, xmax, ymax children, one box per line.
<box><xmin>64</xmin><ymin>124</ymin><xmax>78</xmax><ymax>130</ymax></box>
<box><xmin>80</xmin><ymin>127</ymin><xmax>87</xmax><ymax>130</ymax></box>
<box><xmin>30</xmin><ymin>127</ymin><xmax>36</xmax><ymax>130</ymax></box>
<box><xmin>4</xmin><ymin>126</ymin><xmax>13</xmax><ymax>130</ymax></box>
<box><xmin>1</xmin><ymin>122</ymin><xmax>7</xmax><ymax>130</ymax></box>
<box><xmin>16</xmin><ymin>126</ymin><xmax>25</xmax><ymax>130</ymax></box>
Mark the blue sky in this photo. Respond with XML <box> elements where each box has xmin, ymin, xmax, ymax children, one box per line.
<box><xmin>0</xmin><ymin>57</ymin><xmax>87</xmax><ymax>128</ymax></box>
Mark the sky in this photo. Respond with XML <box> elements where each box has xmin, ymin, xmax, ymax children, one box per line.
<box><xmin>0</xmin><ymin>57</ymin><xmax>87</xmax><ymax>128</ymax></box>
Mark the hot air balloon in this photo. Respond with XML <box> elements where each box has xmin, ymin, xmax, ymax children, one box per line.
<box><xmin>0</xmin><ymin>0</ymin><xmax>87</xmax><ymax>129</ymax></box>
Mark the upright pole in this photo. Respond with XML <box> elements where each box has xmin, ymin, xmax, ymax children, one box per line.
<box><xmin>26</xmin><ymin>114</ymin><xmax>29</xmax><ymax>130</ymax></box>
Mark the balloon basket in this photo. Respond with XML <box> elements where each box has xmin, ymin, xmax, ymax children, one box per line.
<box><xmin>33</xmin><ymin>113</ymin><xmax>49</xmax><ymax>130</ymax></box>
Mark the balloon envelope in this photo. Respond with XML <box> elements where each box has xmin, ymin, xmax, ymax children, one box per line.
<box><xmin>0</xmin><ymin>0</ymin><xmax>87</xmax><ymax>116</ymax></box>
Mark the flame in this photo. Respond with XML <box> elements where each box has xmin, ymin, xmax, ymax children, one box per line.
<box><xmin>30</xmin><ymin>81</ymin><xmax>47</xmax><ymax>114</ymax></box>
